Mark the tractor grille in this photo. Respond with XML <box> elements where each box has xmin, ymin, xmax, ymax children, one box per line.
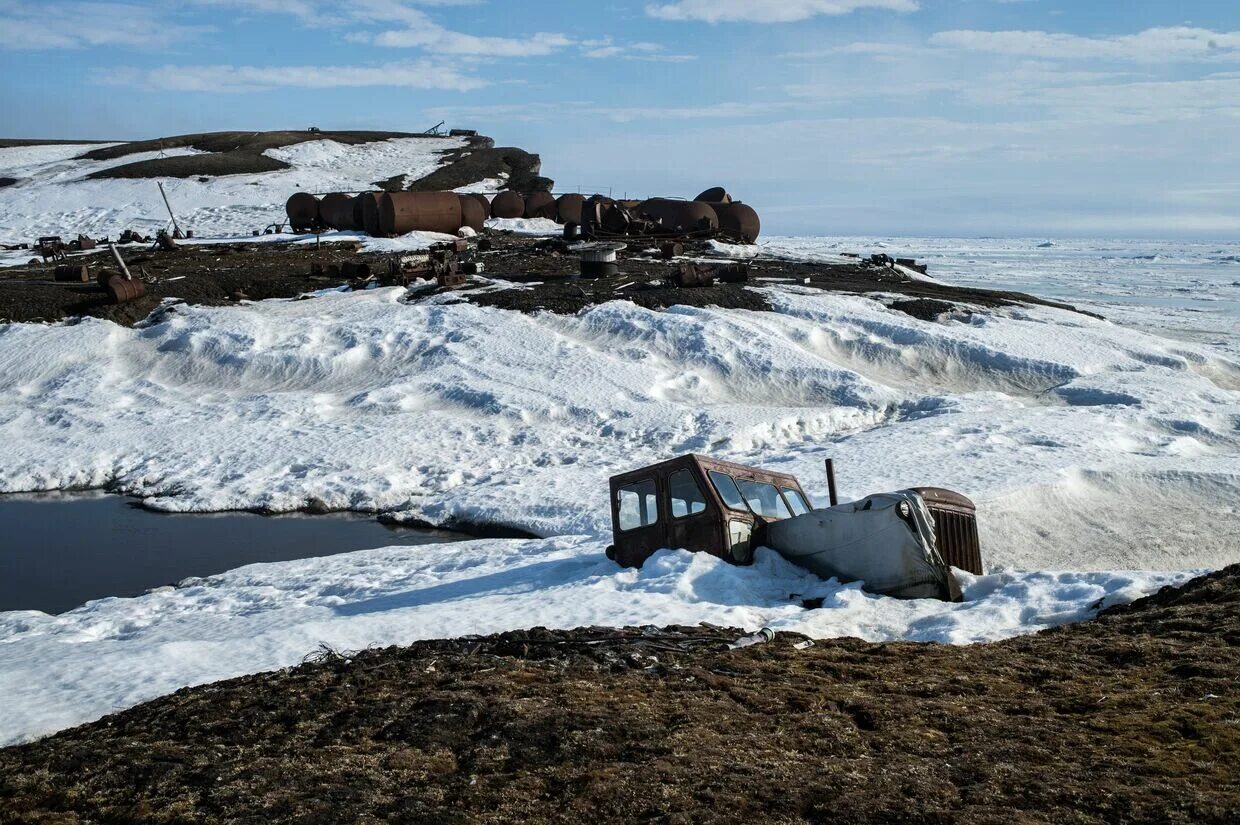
<box><xmin>914</xmin><ymin>488</ymin><xmax>984</xmax><ymax>575</ymax></box>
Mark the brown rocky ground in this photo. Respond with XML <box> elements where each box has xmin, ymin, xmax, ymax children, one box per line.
<box><xmin>0</xmin><ymin>566</ymin><xmax>1235</xmax><ymax>824</ymax></box>
<box><xmin>0</xmin><ymin>233</ymin><xmax>1095</xmax><ymax>327</ymax></box>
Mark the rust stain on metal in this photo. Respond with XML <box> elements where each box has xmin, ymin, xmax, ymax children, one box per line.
<box><xmin>103</xmin><ymin>274</ymin><xmax>146</xmax><ymax>304</ymax></box>
<box><xmin>556</xmin><ymin>193</ymin><xmax>586</xmax><ymax>225</ymax></box>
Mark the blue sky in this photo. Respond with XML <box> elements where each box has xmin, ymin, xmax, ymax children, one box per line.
<box><xmin>1</xmin><ymin>0</ymin><xmax>1238</xmax><ymax>238</ymax></box>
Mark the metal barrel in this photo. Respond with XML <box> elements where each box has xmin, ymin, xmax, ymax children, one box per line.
<box><xmin>469</xmin><ymin>193</ymin><xmax>492</xmax><ymax>219</ymax></box>
<box><xmin>695</xmin><ymin>187</ymin><xmax>731</xmax><ymax>204</ymax></box>
<box><xmin>704</xmin><ymin>201</ymin><xmax>762</xmax><ymax>243</ymax></box>
<box><xmin>319</xmin><ymin>193</ymin><xmax>357</xmax><ymax>231</ymax></box>
<box><xmin>104</xmin><ymin>274</ymin><xmax>146</xmax><ymax>304</ymax></box>
<box><xmin>639</xmin><ymin>199</ymin><xmax>720</xmax><ymax>234</ymax></box>
<box><xmin>54</xmin><ymin>265</ymin><xmax>90</xmax><ymax>283</ymax></box>
<box><xmin>285</xmin><ymin>193</ymin><xmax>320</xmax><ymax>232</ymax></box>
<box><xmin>459</xmin><ymin>194</ymin><xmax>486</xmax><ymax>232</ymax></box>
<box><xmin>524</xmin><ymin>191</ymin><xmax>557</xmax><ymax>221</ymax></box>
<box><xmin>490</xmin><ymin>191</ymin><xmax>525</xmax><ymax>219</ymax></box>
<box><xmin>353</xmin><ymin>193</ymin><xmax>384</xmax><ymax>236</ymax></box>
<box><xmin>380</xmin><ymin>191</ymin><xmax>463</xmax><ymax>236</ymax></box>
<box><xmin>556</xmin><ymin>193</ymin><xmax>585</xmax><ymax>225</ymax></box>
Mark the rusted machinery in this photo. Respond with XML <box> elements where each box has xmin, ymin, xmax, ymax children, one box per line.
<box><xmin>491</xmin><ymin>190</ymin><xmax>525</xmax><ymax>219</ymax></box>
<box><xmin>607</xmin><ymin>455</ymin><xmax>983</xmax><ymax>602</ymax></box>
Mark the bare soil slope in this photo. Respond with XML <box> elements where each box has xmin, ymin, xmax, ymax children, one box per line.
<box><xmin>1</xmin><ymin>566</ymin><xmax>1235</xmax><ymax>824</ymax></box>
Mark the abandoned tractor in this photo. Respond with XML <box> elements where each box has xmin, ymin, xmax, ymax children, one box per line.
<box><xmin>607</xmin><ymin>454</ymin><xmax>983</xmax><ymax>602</ymax></box>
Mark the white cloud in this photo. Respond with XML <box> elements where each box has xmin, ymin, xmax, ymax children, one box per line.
<box><xmin>0</xmin><ymin>1</ymin><xmax>212</xmax><ymax>49</ymax></box>
<box><xmin>373</xmin><ymin>28</ymin><xmax>572</xmax><ymax>56</ymax></box>
<box><xmin>95</xmin><ymin>60</ymin><xmax>487</xmax><ymax>93</ymax></box>
<box><xmin>930</xmin><ymin>27</ymin><xmax>1240</xmax><ymax>63</ymax></box>
<box><xmin>646</xmin><ymin>0</ymin><xmax>918</xmax><ymax>24</ymax></box>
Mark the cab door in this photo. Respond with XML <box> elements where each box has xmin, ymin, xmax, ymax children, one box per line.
<box><xmin>611</xmin><ymin>475</ymin><xmax>666</xmax><ymax>567</ymax></box>
<box><xmin>666</xmin><ymin>467</ymin><xmax>726</xmax><ymax>560</ymax></box>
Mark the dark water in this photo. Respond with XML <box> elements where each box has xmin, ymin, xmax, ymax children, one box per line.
<box><xmin>0</xmin><ymin>493</ymin><xmax>463</xmax><ymax>614</ymax></box>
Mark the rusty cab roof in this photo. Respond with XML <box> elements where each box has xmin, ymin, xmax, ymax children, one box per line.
<box><xmin>609</xmin><ymin>454</ymin><xmax>807</xmax><ymax>493</ymax></box>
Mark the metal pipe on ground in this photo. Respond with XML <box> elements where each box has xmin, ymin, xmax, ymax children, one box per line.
<box><xmin>380</xmin><ymin>191</ymin><xmax>463</xmax><ymax>236</ymax></box>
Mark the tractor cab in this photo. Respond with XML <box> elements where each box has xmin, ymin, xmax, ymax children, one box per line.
<box><xmin>606</xmin><ymin>454</ymin><xmax>811</xmax><ymax>569</ymax></box>
<box><xmin>607</xmin><ymin>454</ymin><xmax>984</xmax><ymax>602</ymax></box>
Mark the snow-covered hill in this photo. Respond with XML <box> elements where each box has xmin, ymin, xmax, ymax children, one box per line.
<box><xmin>0</xmin><ymin>134</ymin><xmax>491</xmax><ymax>243</ymax></box>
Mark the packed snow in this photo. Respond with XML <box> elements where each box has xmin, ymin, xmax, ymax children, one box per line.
<box><xmin>0</xmin><ymin>148</ymin><xmax>1237</xmax><ymax>744</ymax></box>
<box><xmin>0</xmin><ymin>538</ymin><xmax>1196</xmax><ymax>747</ymax></box>
<box><xmin>0</xmin><ymin>136</ymin><xmax>471</xmax><ymax>242</ymax></box>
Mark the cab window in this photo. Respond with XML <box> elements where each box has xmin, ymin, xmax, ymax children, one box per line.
<box><xmin>708</xmin><ymin>471</ymin><xmax>748</xmax><ymax>512</ymax></box>
<box><xmin>616</xmin><ymin>479</ymin><xmax>659</xmax><ymax>531</ymax></box>
<box><xmin>669</xmin><ymin>470</ymin><xmax>707</xmax><ymax>518</ymax></box>
<box><xmin>782</xmin><ymin>487</ymin><xmax>811</xmax><ymax>516</ymax></box>
<box><xmin>736</xmin><ymin>479</ymin><xmax>792</xmax><ymax>520</ymax></box>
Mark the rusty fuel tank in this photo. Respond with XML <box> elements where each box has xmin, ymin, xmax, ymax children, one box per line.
<box><xmin>524</xmin><ymin>191</ymin><xmax>557</xmax><ymax>221</ymax></box>
<box><xmin>380</xmin><ymin>191</ymin><xmax>463</xmax><ymax>236</ymax></box>
<box><xmin>319</xmin><ymin>193</ymin><xmax>357</xmax><ymax>231</ymax></box>
<box><xmin>490</xmin><ymin>191</ymin><xmax>525</xmax><ymax>219</ymax></box>
<box><xmin>704</xmin><ymin>201</ymin><xmax>762</xmax><ymax>243</ymax></box>
<box><xmin>468</xmin><ymin>193</ymin><xmax>491</xmax><ymax>219</ymax></box>
<box><xmin>285</xmin><ymin>193</ymin><xmax>320</xmax><ymax>232</ymax></box>
<box><xmin>353</xmin><ymin>193</ymin><xmax>384</xmax><ymax>236</ymax></box>
<box><xmin>695</xmin><ymin>187</ymin><xmax>732</xmax><ymax>204</ymax></box>
<box><xmin>459</xmin><ymin>194</ymin><xmax>486</xmax><ymax>232</ymax></box>
<box><xmin>556</xmin><ymin>193</ymin><xmax>585</xmax><ymax>225</ymax></box>
<box><xmin>639</xmin><ymin>199</ymin><xmax>719</xmax><ymax>235</ymax></box>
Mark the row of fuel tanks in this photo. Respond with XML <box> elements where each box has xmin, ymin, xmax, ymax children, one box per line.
<box><xmin>285</xmin><ymin>187</ymin><xmax>761</xmax><ymax>243</ymax></box>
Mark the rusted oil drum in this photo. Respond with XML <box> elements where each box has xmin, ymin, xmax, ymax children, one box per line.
<box><xmin>523</xmin><ymin>191</ymin><xmax>557</xmax><ymax>220</ymax></box>
<box><xmin>353</xmin><ymin>192</ymin><xmax>384</xmax><ymax>236</ymax></box>
<box><xmin>285</xmin><ymin>192</ymin><xmax>320</xmax><ymax>232</ymax></box>
<box><xmin>380</xmin><ymin>191</ymin><xmax>463</xmax><ymax>236</ymax></box>
<box><xmin>639</xmin><ymin>199</ymin><xmax>719</xmax><ymax>235</ymax></box>
<box><xmin>458</xmin><ymin>194</ymin><xmax>486</xmax><ymax>232</ymax></box>
<box><xmin>319</xmin><ymin>193</ymin><xmax>357</xmax><ymax>231</ymax></box>
<box><xmin>54</xmin><ymin>265</ymin><xmax>90</xmax><ymax>283</ymax></box>
<box><xmin>490</xmin><ymin>191</ymin><xmax>525</xmax><ymax>219</ymax></box>
<box><xmin>695</xmin><ymin>187</ymin><xmax>731</xmax><ymax>204</ymax></box>
<box><xmin>104</xmin><ymin>274</ymin><xmax>146</xmax><ymax>304</ymax></box>
<box><xmin>469</xmin><ymin>192</ymin><xmax>491</xmax><ymax>219</ymax></box>
<box><xmin>705</xmin><ymin>201</ymin><xmax>762</xmax><ymax>243</ymax></box>
<box><xmin>556</xmin><ymin>193</ymin><xmax>585</xmax><ymax>225</ymax></box>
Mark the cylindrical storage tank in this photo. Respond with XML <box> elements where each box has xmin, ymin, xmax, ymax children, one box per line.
<box><xmin>459</xmin><ymin>194</ymin><xmax>486</xmax><ymax>232</ymax></box>
<box><xmin>707</xmin><ymin>202</ymin><xmax>762</xmax><ymax>243</ymax></box>
<box><xmin>556</xmin><ymin>193</ymin><xmax>585</xmax><ymax>226</ymax></box>
<box><xmin>639</xmin><ymin>199</ymin><xmax>719</xmax><ymax>235</ymax></box>
<box><xmin>695</xmin><ymin>187</ymin><xmax>731</xmax><ymax>204</ymax></box>
<box><xmin>524</xmin><ymin>191</ymin><xmax>557</xmax><ymax>221</ymax></box>
<box><xmin>319</xmin><ymin>193</ymin><xmax>356</xmax><ymax>231</ymax></box>
<box><xmin>355</xmin><ymin>192</ymin><xmax>385</xmax><ymax>236</ymax></box>
<box><xmin>285</xmin><ymin>192</ymin><xmax>320</xmax><ymax>232</ymax></box>
<box><xmin>469</xmin><ymin>193</ymin><xmax>491</xmax><ymax>219</ymax></box>
<box><xmin>491</xmin><ymin>190</ymin><xmax>525</xmax><ymax>219</ymax></box>
<box><xmin>380</xmin><ymin>191</ymin><xmax>463</xmax><ymax>236</ymax></box>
